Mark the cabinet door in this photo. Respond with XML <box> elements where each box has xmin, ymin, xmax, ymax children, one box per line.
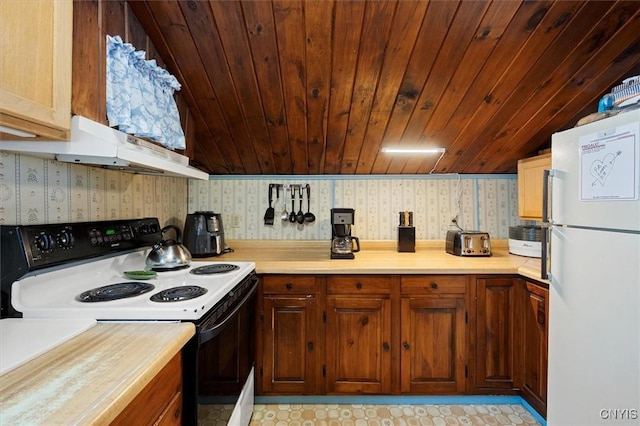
<box><xmin>517</xmin><ymin>153</ymin><xmax>551</xmax><ymax>220</ymax></box>
<box><xmin>400</xmin><ymin>296</ymin><xmax>467</xmax><ymax>393</ymax></box>
<box><xmin>0</xmin><ymin>0</ymin><xmax>72</xmax><ymax>139</ymax></box>
<box><xmin>261</xmin><ymin>295</ymin><xmax>320</xmax><ymax>394</ymax></box>
<box><xmin>325</xmin><ymin>296</ymin><xmax>392</xmax><ymax>394</ymax></box>
<box><xmin>475</xmin><ymin>277</ymin><xmax>519</xmax><ymax>390</ymax></box>
<box><xmin>521</xmin><ymin>281</ymin><xmax>548</xmax><ymax>416</ymax></box>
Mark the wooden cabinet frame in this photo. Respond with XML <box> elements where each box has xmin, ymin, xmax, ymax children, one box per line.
<box><xmin>517</xmin><ymin>153</ymin><xmax>552</xmax><ymax>220</ymax></box>
<box><xmin>326</xmin><ymin>296</ymin><xmax>392</xmax><ymax>394</ymax></box>
<box><xmin>256</xmin><ymin>272</ymin><xmax>548</xmax><ymax>417</ymax></box>
<box><xmin>517</xmin><ymin>278</ymin><xmax>549</xmax><ymax>416</ymax></box>
<box><xmin>400</xmin><ymin>295</ymin><xmax>467</xmax><ymax>393</ymax></box>
<box><xmin>111</xmin><ymin>352</ymin><xmax>183</xmax><ymax>425</ymax></box>
<box><xmin>0</xmin><ymin>1</ymin><xmax>72</xmax><ymax>139</ymax></box>
<box><xmin>258</xmin><ymin>275</ymin><xmax>323</xmax><ymax>394</ymax></box>
<box><xmin>472</xmin><ymin>275</ymin><xmax>522</xmax><ymax>392</ymax></box>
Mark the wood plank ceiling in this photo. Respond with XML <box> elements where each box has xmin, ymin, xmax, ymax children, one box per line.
<box><xmin>128</xmin><ymin>0</ymin><xmax>640</xmax><ymax>175</ymax></box>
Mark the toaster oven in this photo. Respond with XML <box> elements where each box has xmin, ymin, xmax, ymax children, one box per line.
<box><xmin>446</xmin><ymin>230</ymin><xmax>491</xmax><ymax>256</ymax></box>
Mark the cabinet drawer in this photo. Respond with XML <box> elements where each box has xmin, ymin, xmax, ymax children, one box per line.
<box><xmin>262</xmin><ymin>275</ymin><xmax>316</xmax><ymax>294</ymax></box>
<box><xmin>401</xmin><ymin>275</ymin><xmax>467</xmax><ymax>294</ymax></box>
<box><xmin>111</xmin><ymin>352</ymin><xmax>182</xmax><ymax>425</ymax></box>
<box><xmin>326</xmin><ymin>275</ymin><xmax>391</xmax><ymax>294</ymax></box>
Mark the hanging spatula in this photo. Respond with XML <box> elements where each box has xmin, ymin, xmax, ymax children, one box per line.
<box><xmin>264</xmin><ymin>184</ymin><xmax>275</xmax><ymax>225</ymax></box>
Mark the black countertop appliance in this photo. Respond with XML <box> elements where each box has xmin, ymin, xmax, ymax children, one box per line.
<box><xmin>183</xmin><ymin>211</ymin><xmax>226</xmax><ymax>257</ymax></box>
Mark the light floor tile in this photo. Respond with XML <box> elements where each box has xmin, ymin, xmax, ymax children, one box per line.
<box><xmin>198</xmin><ymin>403</ymin><xmax>542</xmax><ymax>425</ymax></box>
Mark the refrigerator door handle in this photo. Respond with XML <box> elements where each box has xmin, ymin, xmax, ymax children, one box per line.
<box><xmin>541</xmin><ymin>169</ymin><xmax>553</xmax><ymax>280</ymax></box>
<box><xmin>541</xmin><ymin>225</ymin><xmax>551</xmax><ymax>280</ymax></box>
<box><xmin>542</xmin><ymin>168</ymin><xmax>554</xmax><ymax>224</ymax></box>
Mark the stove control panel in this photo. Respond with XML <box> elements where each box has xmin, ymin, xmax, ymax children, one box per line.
<box><xmin>87</xmin><ymin>221</ymin><xmax>159</xmax><ymax>247</ymax></box>
<box><xmin>1</xmin><ymin>218</ymin><xmax>162</xmax><ymax>271</ymax></box>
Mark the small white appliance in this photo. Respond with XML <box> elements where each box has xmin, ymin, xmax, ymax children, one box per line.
<box><xmin>543</xmin><ymin>109</ymin><xmax>640</xmax><ymax>425</ymax></box>
<box><xmin>508</xmin><ymin>225</ymin><xmax>542</xmax><ymax>258</ymax></box>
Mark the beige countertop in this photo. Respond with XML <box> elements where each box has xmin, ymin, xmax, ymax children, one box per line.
<box><xmin>217</xmin><ymin>240</ymin><xmax>548</xmax><ymax>284</ymax></box>
<box><xmin>0</xmin><ymin>322</ymin><xmax>194</xmax><ymax>425</ymax></box>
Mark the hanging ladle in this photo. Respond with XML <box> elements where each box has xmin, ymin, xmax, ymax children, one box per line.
<box><xmin>304</xmin><ymin>184</ymin><xmax>316</xmax><ymax>223</ymax></box>
<box><xmin>288</xmin><ymin>187</ymin><xmax>297</xmax><ymax>223</ymax></box>
<box><xmin>296</xmin><ymin>186</ymin><xmax>305</xmax><ymax>224</ymax></box>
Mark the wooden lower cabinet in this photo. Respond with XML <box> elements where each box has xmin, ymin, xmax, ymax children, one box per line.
<box><xmin>400</xmin><ymin>276</ymin><xmax>469</xmax><ymax>393</ymax></box>
<box><xmin>473</xmin><ymin>276</ymin><xmax>549</xmax><ymax>415</ymax></box>
<box><xmin>111</xmin><ymin>351</ymin><xmax>182</xmax><ymax>425</ymax></box>
<box><xmin>474</xmin><ymin>276</ymin><xmax>520</xmax><ymax>391</ymax></box>
<box><xmin>256</xmin><ymin>272</ymin><xmax>548</xmax><ymax>414</ymax></box>
<box><xmin>519</xmin><ymin>279</ymin><xmax>549</xmax><ymax>417</ymax></box>
<box><xmin>325</xmin><ymin>276</ymin><xmax>393</xmax><ymax>394</ymax></box>
<box><xmin>260</xmin><ymin>275</ymin><xmax>322</xmax><ymax>394</ymax></box>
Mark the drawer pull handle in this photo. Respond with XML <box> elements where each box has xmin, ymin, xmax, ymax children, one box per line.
<box><xmin>383</xmin><ymin>342</ymin><xmax>390</xmax><ymax>351</ymax></box>
<box><xmin>307</xmin><ymin>342</ymin><xmax>314</xmax><ymax>351</ymax></box>
<box><xmin>403</xmin><ymin>342</ymin><xmax>410</xmax><ymax>351</ymax></box>
<box><xmin>430</xmin><ymin>282</ymin><xmax>438</xmax><ymax>289</ymax></box>
<box><xmin>285</xmin><ymin>283</ymin><xmax>293</xmax><ymax>290</ymax></box>
<box><xmin>356</xmin><ymin>282</ymin><xmax>362</xmax><ymax>290</ymax></box>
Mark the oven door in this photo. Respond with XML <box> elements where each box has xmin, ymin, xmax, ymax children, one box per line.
<box><xmin>193</xmin><ymin>274</ymin><xmax>258</xmax><ymax>424</ymax></box>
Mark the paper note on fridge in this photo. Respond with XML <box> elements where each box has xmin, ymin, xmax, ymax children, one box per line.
<box><xmin>579</xmin><ymin>122</ymin><xmax>639</xmax><ymax>201</ymax></box>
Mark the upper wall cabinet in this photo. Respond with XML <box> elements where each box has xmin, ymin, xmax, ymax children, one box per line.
<box><xmin>0</xmin><ymin>1</ymin><xmax>72</xmax><ymax>140</ymax></box>
<box><xmin>517</xmin><ymin>153</ymin><xmax>551</xmax><ymax>220</ymax></box>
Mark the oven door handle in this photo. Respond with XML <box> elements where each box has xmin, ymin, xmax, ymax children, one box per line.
<box><xmin>199</xmin><ymin>275</ymin><xmax>258</xmax><ymax>344</ymax></box>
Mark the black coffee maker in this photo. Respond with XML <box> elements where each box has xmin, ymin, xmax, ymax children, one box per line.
<box><xmin>331</xmin><ymin>208</ymin><xmax>360</xmax><ymax>259</ymax></box>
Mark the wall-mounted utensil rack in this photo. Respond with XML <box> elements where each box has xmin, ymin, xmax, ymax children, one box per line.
<box><xmin>264</xmin><ymin>184</ymin><xmax>315</xmax><ymax>227</ymax></box>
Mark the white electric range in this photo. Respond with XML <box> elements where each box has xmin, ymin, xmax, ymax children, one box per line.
<box><xmin>11</xmin><ymin>249</ymin><xmax>255</xmax><ymax>321</ymax></box>
<box><xmin>0</xmin><ymin>218</ymin><xmax>257</xmax><ymax>426</ymax></box>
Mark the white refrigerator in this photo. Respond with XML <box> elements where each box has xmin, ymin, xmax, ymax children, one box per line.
<box><xmin>544</xmin><ymin>109</ymin><xmax>640</xmax><ymax>425</ymax></box>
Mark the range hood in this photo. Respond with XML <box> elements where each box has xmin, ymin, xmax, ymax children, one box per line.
<box><xmin>0</xmin><ymin>116</ymin><xmax>209</xmax><ymax>180</ymax></box>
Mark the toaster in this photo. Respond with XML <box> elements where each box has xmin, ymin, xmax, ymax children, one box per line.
<box><xmin>446</xmin><ymin>230</ymin><xmax>491</xmax><ymax>256</ymax></box>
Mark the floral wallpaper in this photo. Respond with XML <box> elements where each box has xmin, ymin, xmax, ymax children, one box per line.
<box><xmin>0</xmin><ymin>152</ymin><xmax>521</xmax><ymax>241</ymax></box>
<box><xmin>0</xmin><ymin>152</ymin><xmax>187</xmax><ymax>227</ymax></box>
<box><xmin>188</xmin><ymin>175</ymin><xmax>522</xmax><ymax>241</ymax></box>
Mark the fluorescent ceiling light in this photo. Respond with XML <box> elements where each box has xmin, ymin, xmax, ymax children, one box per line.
<box><xmin>381</xmin><ymin>147</ymin><xmax>445</xmax><ymax>154</ymax></box>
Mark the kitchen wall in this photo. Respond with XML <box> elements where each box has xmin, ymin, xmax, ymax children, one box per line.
<box><xmin>188</xmin><ymin>175</ymin><xmax>522</xmax><ymax>241</ymax></box>
<box><xmin>0</xmin><ymin>152</ymin><xmax>187</xmax><ymax>227</ymax></box>
<box><xmin>1</xmin><ymin>152</ymin><xmax>521</xmax><ymax>240</ymax></box>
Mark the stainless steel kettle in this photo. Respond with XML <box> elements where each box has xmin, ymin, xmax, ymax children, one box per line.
<box><xmin>145</xmin><ymin>225</ymin><xmax>192</xmax><ymax>270</ymax></box>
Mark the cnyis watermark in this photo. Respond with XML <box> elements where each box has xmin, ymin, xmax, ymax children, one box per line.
<box><xmin>599</xmin><ymin>409</ymin><xmax>639</xmax><ymax>420</ymax></box>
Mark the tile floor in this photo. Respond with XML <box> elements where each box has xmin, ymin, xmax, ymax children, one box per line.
<box><xmin>198</xmin><ymin>403</ymin><xmax>542</xmax><ymax>425</ymax></box>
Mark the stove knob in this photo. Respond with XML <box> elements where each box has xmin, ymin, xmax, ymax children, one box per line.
<box><xmin>57</xmin><ymin>230</ymin><xmax>74</xmax><ymax>249</ymax></box>
<box><xmin>34</xmin><ymin>234</ymin><xmax>53</xmax><ymax>251</ymax></box>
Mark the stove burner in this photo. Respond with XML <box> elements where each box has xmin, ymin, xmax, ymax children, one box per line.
<box><xmin>150</xmin><ymin>286</ymin><xmax>208</xmax><ymax>302</ymax></box>
<box><xmin>190</xmin><ymin>264</ymin><xmax>240</xmax><ymax>275</ymax></box>
<box><xmin>152</xmin><ymin>264</ymin><xmax>191</xmax><ymax>272</ymax></box>
<box><xmin>76</xmin><ymin>282</ymin><xmax>155</xmax><ymax>302</ymax></box>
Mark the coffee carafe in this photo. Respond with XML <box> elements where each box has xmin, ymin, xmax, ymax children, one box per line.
<box><xmin>331</xmin><ymin>208</ymin><xmax>360</xmax><ymax>259</ymax></box>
